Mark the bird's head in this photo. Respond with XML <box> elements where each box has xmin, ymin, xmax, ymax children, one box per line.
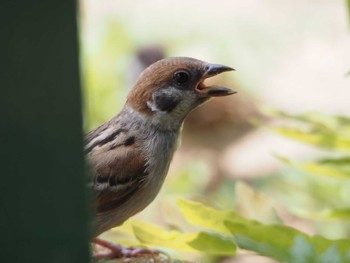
<box><xmin>126</xmin><ymin>57</ymin><xmax>236</xmax><ymax>129</ymax></box>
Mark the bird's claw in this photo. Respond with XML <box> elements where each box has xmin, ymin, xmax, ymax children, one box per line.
<box><xmin>119</xmin><ymin>246</ymin><xmax>159</xmax><ymax>257</ymax></box>
<box><xmin>92</xmin><ymin>238</ymin><xmax>167</xmax><ymax>260</ymax></box>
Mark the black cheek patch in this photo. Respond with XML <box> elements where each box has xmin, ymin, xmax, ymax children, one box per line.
<box><xmin>154</xmin><ymin>93</ymin><xmax>180</xmax><ymax>112</ymax></box>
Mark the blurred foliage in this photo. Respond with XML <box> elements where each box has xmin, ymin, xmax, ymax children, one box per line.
<box><xmin>181</xmin><ymin>199</ymin><xmax>350</xmax><ymax>262</ymax></box>
<box><xmin>134</xmin><ymin>220</ymin><xmax>236</xmax><ymax>256</ymax></box>
<box><xmin>265</xmin><ymin>111</ymin><xmax>350</xmax><ymax>225</ymax></box>
<box><xmin>81</xmin><ymin>22</ymin><xmax>135</xmax><ymax>130</ymax></box>
<box><xmin>268</xmin><ymin>111</ymin><xmax>350</xmax><ymax>152</ymax></box>
<box><xmin>278</xmin><ymin>156</ymin><xmax>350</xmax><ymax>180</ymax></box>
<box><xmin>348</xmin><ymin>0</ymin><xmax>350</xmax><ymax>24</ymax></box>
<box><xmin>128</xmin><ymin>199</ymin><xmax>350</xmax><ymax>262</ymax></box>
<box><xmin>103</xmin><ymin>112</ymin><xmax>350</xmax><ymax>262</ymax></box>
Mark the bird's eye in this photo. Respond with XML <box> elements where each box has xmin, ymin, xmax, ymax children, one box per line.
<box><xmin>174</xmin><ymin>70</ymin><xmax>190</xmax><ymax>84</ymax></box>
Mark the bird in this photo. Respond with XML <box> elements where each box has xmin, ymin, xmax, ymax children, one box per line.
<box><xmin>85</xmin><ymin>57</ymin><xmax>235</xmax><ymax>258</ymax></box>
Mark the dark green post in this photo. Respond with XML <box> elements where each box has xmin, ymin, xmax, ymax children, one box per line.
<box><xmin>0</xmin><ymin>1</ymin><xmax>90</xmax><ymax>262</ymax></box>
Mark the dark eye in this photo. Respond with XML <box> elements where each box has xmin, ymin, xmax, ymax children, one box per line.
<box><xmin>174</xmin><ymin>70</ymin><xmax>190</xmax><ymax>84</ymax></box>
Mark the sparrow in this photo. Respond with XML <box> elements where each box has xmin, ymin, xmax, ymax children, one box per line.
<box><xmin>85</xmin><ymin>57</ymin><xmax>235</xmax><ymax>258</ymax></box>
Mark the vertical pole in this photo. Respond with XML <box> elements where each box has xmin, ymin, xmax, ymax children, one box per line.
<box><xmin>0</xmin><ymin>1</ymin><xmax>90</xmax><ymax>262</ymax></box>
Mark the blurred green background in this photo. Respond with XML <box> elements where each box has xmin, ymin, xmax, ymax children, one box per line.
<box><xmin>80</xmin><ymin>1</ymin><xmax>350</xmax><ymax>262</ymax></box>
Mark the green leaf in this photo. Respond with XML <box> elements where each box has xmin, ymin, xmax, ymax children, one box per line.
<box><xmin>289</xmin><ymin>236</ymin><xmax>317</xmax><ymax>263</ymax></box>
<box><xmin>177</xmin><ymin>199</ymin><xmax>251</xmax><ymax>235</ymax></box>
<box><xmin>266</xmin><ymin>111</ymin><xmax>350</xmax><ymax>152</ymax></box>
<box><xmin>177</xmin><ymin>199</ymin><xmax>350</xmax><ymax>262</ymax></box>
<box><xmin>319</xmin><ymin>244</ymin><xmax>343</xmax><ymax>263</ymax></box>
<box><xmin>132</xmin><ymin>220</ymin><xmax>236</xmax><ymax>255</ymax></box>
<box><xmin>277</xmin><ymin>156</ymin><xmax>350</xmax><ymax>179</ymax></box>
<box><xmin>322</xmin><ymin>208</ymin><xmax>350</xmax><ymax>220</ymax></box>
<box><xmin>272</xmin><ymin>127</ymin><xmax>350</xmax><ymax>152</ymax></box>
<box><xmin>225</xmin><ymin>221</ymin><xmax>350</xmax><ymax>262</ymax></box>
<box><xmin>347</xmin><ymin>0</ymin><xmax>350</xmax><ymax>26</ymax></box>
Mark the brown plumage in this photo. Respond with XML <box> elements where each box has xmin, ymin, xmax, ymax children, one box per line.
<box><xmin>85</xmin><ymin>57</ymin><xmax>235</xmax><ymax>258</ymax></box>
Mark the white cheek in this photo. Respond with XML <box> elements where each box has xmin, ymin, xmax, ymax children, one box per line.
<box><xmin>146</xmin><ymin>100</ymin><xmax>160</xmax><ymax>112</ymax></box>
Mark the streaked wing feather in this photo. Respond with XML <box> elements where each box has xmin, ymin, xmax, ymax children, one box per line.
<box><xmin>86</xmin><ymin>128</ymin><xmax>148</xmax><ymax>214</ymax></box>
<box><xmin>94</xmin><ymin>151</ymin><xmax>147</xmax><ymax>214</ymax></box>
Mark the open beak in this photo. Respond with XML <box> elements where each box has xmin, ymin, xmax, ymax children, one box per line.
<box><xmin>196</xmin><ymin>63</ymin><xmax>236</xmax><ymax>97</ymax></box>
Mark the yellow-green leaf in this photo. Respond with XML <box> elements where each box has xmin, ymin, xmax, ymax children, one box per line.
<box><xmin>265</xmin><ymin>110</ymin><xmax>350</xmax><ymax>152</ymax></box>
<box><xmin>177</xmin><ymin>199</ymin><xmax>253</xmax><ymax>235</ymax></box>
<box><xmin>322</xmin><ymin>208</ymin><xmax>350</xmax><ymax>220</ymax></box>
<box><xmin>277</xmin><ymin>156</ymin><xmax>350</xmax><ymax>179</ymax></box>
<box><xmin>273</xmin><ymin>127</ymin><xmax>350</xmax><ymax>152</ymax></box>
<box><xmin>132</xmin><ymin>220</ymin><xmax>236</xmax><ymax>255</ymax></box>
<box><xmin>177</xmin><ymin>199</ymin><xmax>350</xmax><ymax>262</ymax></box>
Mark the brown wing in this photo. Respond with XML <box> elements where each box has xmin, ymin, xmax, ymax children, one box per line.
<box><xmin>86</xmin><ymin>130</ymin><xmax>148</xmax><ymax>214</ymax></box>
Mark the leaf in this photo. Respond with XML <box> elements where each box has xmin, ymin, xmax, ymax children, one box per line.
<box><xmin>322</xmin><ymin>208</ymin><xmax>350</xmax><ymax>220</ymax></box>
<box><xmin>272</xmin><ymin>127</ymin><xmax>350</xmax><ymax>152</ymax></box>
<box><xmin>177</xmin><ymin>199</ymin><xmax>251</xmax><ymax>235</ymax></box>
<box><xmin>266</xmin><ymin>110</ymin><xmax>350</xmax><ymax>152</ymax></box>
<box><xmin>347</xmin><ymin>0</ymin><xmax>350</xmax><ymax>27</ymax></box>
<box><xmin>105</xmin><ymin>220</ymin><xmax>145</xmax><ymax>247</ymax></box>
<box><xmin>235</xmin><ymin>182</ymin><xmax>282</xmax><ymax>224</ymax></box>
<box><xmin>319</xmin><ymin>244</ymin><xmax>343</xmax><ymax>263</ymax></box>
<box><xmin>132</xmin><ymin>220</ymin><xmax>236</xmax><ymax>255</ymax></box>
<box><xmin>277</xmin><ymin>156</ymin><xmax>350</xmax><ymax>179</ymax></box>
<box><xmin>225</xmin><ymin>221</ymin><xmax>350</xmax><ymax>262</ymax></box>
<box><xmin>177</xmin><ymin>199</ymin><xmax>350</xmax><ymax>262</ymax></box>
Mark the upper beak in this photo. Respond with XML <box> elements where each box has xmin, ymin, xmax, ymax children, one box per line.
<box><xmin>205</xmin><ymin>63</ymin><xmax>235</xmax><ymax>76</ymax></box>
<box><xmin>196</xmin><ymin>63</ymin><xmax>236</xmax><ymax>97</ymax></box>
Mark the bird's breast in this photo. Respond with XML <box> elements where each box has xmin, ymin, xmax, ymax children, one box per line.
<box><xmin>141</xmin><ymin>130</ymin><xmax>180</xmax><ymax>200</ymax></box>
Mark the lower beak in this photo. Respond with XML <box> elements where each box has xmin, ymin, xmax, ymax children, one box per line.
<box><xmin>196</xmin><ymin>63</ymin><xmax>236</xmax><ymax>97</ymax></box>
<box><xmin>204</xmin><ymin>85</ymin><xmax>237</xmax><ymax>97</ymax></box>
